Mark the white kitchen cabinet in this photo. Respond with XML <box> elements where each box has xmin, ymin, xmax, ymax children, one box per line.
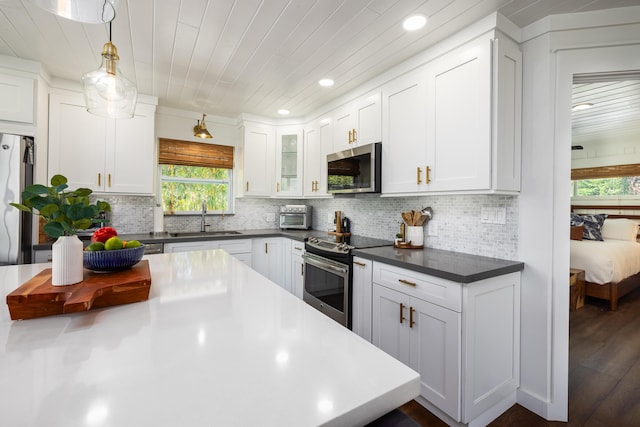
<box><xmin>242</xmin><ymin>125</ymin><xmax>275</xmax><ymax>197</ymax></box>
<box><xmin>381</xmin><ymin>31</ymin><xmax>521</xmax><ymax>195</ymax></box>
<box><xmin>352</xmin><ymin>257</ymin><xmax>373</xmax><ymax>342</ymax></box>
<box><xmin>0</xmin><ymin>73</ymin><xmax>34</xmax><ymax>123</ymax></box>
<box><xmin>332</xmin><ymin>91</ymin><xmax>381</xmax><ymax>153</ymax></box>
<box><xmin>274</xmin><ymin>126</ymin><xmax>303</xmax><ymax>197</ymax></box>
<box><xmin>291</xmin><ymin>240</ymin><xmax>305</xmax><ymax>299</ymax></box>
<box><xmin>381</xmin><ymin>66</ymin><xmax>429</xmax><ymax>194</ymax></box>
<box><xmin>371</xmin><ymin>261</ymin><xmax>520</xmax><ymax>425</ymax></box>
<box><xmin>48</xmin><ymin>91</ymin><xmax>156</xmax><ymax>194</ymax></box>
<box><xmin>252</xmin><ymin>237</ymin><xmax>287</xmax><ymax>290</ymax></box>
<box><xmin>303</xmin><ymin>119</ymin><xmax>331</xmax><ymax>197</ymax></box>
<box><xmin>164</xmin><ymin>239</ymin><xmax>252</xmax><ymax>265</ymax></box>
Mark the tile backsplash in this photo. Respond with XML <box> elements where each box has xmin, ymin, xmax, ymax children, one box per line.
<box><xmin>104</xmin><ymin>194</ymin><xmax>518</xmax><ymax>260</ymax></box>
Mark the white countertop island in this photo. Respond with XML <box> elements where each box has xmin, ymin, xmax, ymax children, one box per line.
<box><xmin>0</xmin><ymin>250</ymin><xmax>419</xmax><ymax>426</ymax></box>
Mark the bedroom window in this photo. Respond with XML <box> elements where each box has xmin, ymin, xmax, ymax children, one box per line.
<box><xmin>158</xmin><ymin>138</ymin><xmax>234</xmax><ymax>214</ymax></box>
<box><xmin>571</xmin><ymin>164</ymin><xmax>640</xmax><ymax>199</ymax></box>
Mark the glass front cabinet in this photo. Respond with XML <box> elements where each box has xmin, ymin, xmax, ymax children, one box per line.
<box><xmin>275</xmin><ymin>126</ymin><xmax>304</xmax><ymax>197</ymax></box>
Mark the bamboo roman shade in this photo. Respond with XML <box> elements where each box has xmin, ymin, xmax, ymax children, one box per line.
<box><xmin>158</xmin><ymin>138</ymin><xmax>234</xmax><ymax>169</ymax></box>
<box><xmin>571</xmin><ymin>164</ymin><xmax>640</xmax><ymax>180</ymax></box>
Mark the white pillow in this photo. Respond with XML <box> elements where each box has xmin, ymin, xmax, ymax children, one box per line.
<box><xmin>601</xmin><ymin>218</ymin><xmax>639</xmax><ymax>241</ymax></box>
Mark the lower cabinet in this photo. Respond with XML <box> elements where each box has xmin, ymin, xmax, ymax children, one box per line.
<box><xmin>352</xmin><ymin>257</ymin><xmax>373</xmax><ymax>342</ymax></box>
<box><xmin>164</xmin><ymin>239</ymin><xmax>252</xmax><ymax>265</ymax></box>
<box><xmin>291</xmin><ymin>240</ymin><xmax>305</xmax><ymax>299</ymax></box>
<box><xmin>252</xmin><ymin>237</ymin><xmax>288</xmax><ymax>291</ymax></box>
<box><xmin>371</xmin><ymin>261</ymin><xmax>520</xmax><ymax>425</ymax></box>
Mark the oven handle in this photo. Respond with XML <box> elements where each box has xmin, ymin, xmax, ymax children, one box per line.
<box><xmin>302</xmin><ymin>253</ymin><xmax>349</xmax><ymax>275</ymax></box>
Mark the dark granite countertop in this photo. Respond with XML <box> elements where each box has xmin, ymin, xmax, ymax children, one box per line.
<box><xmin>33</xmin><ymin>229</ymin><xmax>524</xmax><ymax>283</ymax></box>
<box><xmin>352</xmin><ymin>246</ymin><xmax>524</xmax><ymax>283</ymax></box>
<box><xmin>32</xmin><ymin>229</ymin><xmax>329</xmax><ymax>250</ymax></box>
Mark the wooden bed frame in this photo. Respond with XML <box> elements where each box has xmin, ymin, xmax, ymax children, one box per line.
<box><xmin>571</xmin><ymin>205</ymin><xmax>640</xmax><ymax>311</ymax></box>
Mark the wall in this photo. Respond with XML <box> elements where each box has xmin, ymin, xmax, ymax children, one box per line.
<box><xmin>108</xmin><ymin>193</ymin><xmax>518</xmax><ymax>260</ymax></box>
<box><xmin>518</xmin><ymin>6</ymin><xmax>640</xmax><ymax>421</ymax></box>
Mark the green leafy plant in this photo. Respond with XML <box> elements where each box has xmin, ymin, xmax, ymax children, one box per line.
<box><xmin>10</xmin><ymin>174</ymin><xmax>111</xmax><ymax>238</ymax></box>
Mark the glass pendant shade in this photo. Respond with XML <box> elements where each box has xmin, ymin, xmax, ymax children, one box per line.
<box><xmin>194</xmin><ymin>114</ymin><xmax>213</xmax><ymax>138</ymax></box>
<box><xmin>82</xmin><ymin>41</ymin><xmax>137</xmax><ymax>119</ymax></box>
<box><xmin>30</xmin><ymin>0</ymin><xmax>118</xmax><ymax>23</ymax></box>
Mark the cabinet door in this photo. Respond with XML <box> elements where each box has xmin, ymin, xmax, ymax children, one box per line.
<box><xmin>409</xmin><ymin>296</ymin><xmax>461</xmax><ymax>421</ymax></box>
<box><xmin>275</xmin><ymin>127</ymin><xmax>303</xmax><ymax>197</ymax></box>
<box><xmin>291</xmin><ymin>241</ymin><xmax>305</xmax><ymax>299</ymax></box>
<box><xmin>332</xmin><ymin>106</ymin><xmax>354</xmax><ymax>152</ymax></box>
<box><xmin>355</xmin><ymin>92</ymin><xmax>382</xmax><ymax>146</ymax></box>
<box><xmin>243</xmin><ymin>126</ymin><xmax>275</xmax><ymax>196</ymax></box>
<box><xmin>48</xmin><ymin>93</ymin><xmax>106</xmax><ymax>191</ymax></box>
<box><xmin>303</xmin><ymin>120</ymin><xmax>331</xmax><ymax>197</ymax></box>
<box><xmin>0</xmin><ymin>74</ymin><xmax>34</xmax><ymax>123</ymax></box>
<box><xmin>382</xmin><ymin>68</ymin><xmax>428</xmax><ymax>194</ymax></box>
<box><xmin>252</xmin><ymin>238</ymin><xmax>286</xmax><ymax>289</ymax></box>
<box><xmin>213</xmin><ymin>239</ymin><xmax>252</xmax><ymax>266</ymax></box>
<box><xmin>107</xmin><ymin>106</ymin><xmax>155</xmax><ymax>194</ymax></box>
<box><xmin>352</xmin><ymin>257</ymin><xmax>373</xmax><ymax>342</ymax></box>
<box><xmin>372</xmin><ymin>283</ymin><xmax>411</xmax><ymax>365</ymax></box>
<box><xmin>425</xmin><ymin>38</ymin><xmax>491</xmax><ymax>191</ymax></box>
<box><xmin>164</xmin><ymin>241</ymin><xmax>212</xmax><ymax>253</ymax></box>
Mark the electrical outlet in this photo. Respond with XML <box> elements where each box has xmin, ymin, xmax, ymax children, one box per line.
<box><xmin>265</xmin><ymin>212</ymin><xmax>275</xmax><ymax>222</ymax></box>
<box><xmin>480</xmin><ymin>207</ymin><xmax>506</xmax><ymax>224</ymax></box>
<box><xmin>327</xmin><ymin>212</ymin><xmax>334</xmax><ymax>225</ymax></box>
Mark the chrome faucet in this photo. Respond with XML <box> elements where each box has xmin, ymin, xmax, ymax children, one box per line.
<box><xmin>200</xmin><ymin>201</ymin><xmax>208</xmax><ymax>232</ymax></box>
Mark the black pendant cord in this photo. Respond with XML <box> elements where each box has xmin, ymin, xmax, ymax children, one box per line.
<box><xmin>109</xmin><ymin>21</ymin><xmax>112</xmax><ymax>42</ymax></box>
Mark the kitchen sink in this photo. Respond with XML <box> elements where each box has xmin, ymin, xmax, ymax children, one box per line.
<box><xmin>169</xmin><ymin>230</ymin><xmax>242</xmax><ymax>237</ymax></box>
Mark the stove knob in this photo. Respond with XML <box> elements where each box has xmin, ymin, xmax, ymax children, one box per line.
<box><xmin>308</xmin><ymin>237</ymin><xmax>318</xmax><ymax>243</ymax></box>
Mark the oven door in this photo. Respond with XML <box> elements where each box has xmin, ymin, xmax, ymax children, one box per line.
<box><xmin>280</xmin><ymin>213</ymin><xmax>307</xmax><ymax>229</ymax></box>
<box><xmin>302</xmin><ymin>252</ymin><xmax>350</xmax><ymax>327</ymax></box>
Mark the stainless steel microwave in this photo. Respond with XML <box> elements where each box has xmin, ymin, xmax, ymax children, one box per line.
<box><xmin>327</xmin><ymin>142</ymin><xmax>381</xmax><ymax>194</ymax></box>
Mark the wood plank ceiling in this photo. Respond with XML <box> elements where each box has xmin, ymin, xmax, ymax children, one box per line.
<box><xmin>0</xmin><ymin>0</ymin><xmax>639</xmax><ymax>120</ymax></box>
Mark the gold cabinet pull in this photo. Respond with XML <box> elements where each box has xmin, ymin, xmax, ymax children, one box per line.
<box><xmin>301</xmin><ymin>264</ymin><xmax>304</xmax><ymax>276</ymax></box>
<box><xmin>98</xmin><ymin>173</ymin><xmax>101</xmax><ymax>187</ymax></box>
<box><xmin>276</xmin><ymin>182</ymin><xmax>280</xmax><ymax>192</ymax></box>
<box><xmin>353</xmin><ymin>261</ymin><xmax>366</xmax><ymax>267</ymax></box>
<box><xmin>108</xmin><ymin>173</ymin><xmax>111</xmax><ymax>188</ymax></box>
<box><xmin>399</xmin><ymin>279</ymin><xmax>417</xmax><ymax>287</ymax></box>
<box><xmin>425</xmin><ymin>166</ymin><xmax>431</xmax><ymax>184</ymax></box>
<box><xmin>246</xmin><ymin>181</ymin><xmax>249</xmax><ymax>192</ymax></box>
<box><xmin>410</xmin><ymin>307</ymin><xmax>415</xmax><ymax>328</ymax></box>
<box><xmin>294</xmin><ymin>246</ymin><xmax>303</xmax><ymax>251</ymax></box>
<box><xmin>265</xmin><ymin>242</ymin><xmax>268</xmax><ymax>254</ymax></box>
<box><xmin>416</xmin><ymin>167</ymin><xmax>422</xmax><ymax>185</ymax></box>
<box><xmin>348</xmin><ymin>129</ymin><xmax>353</xmax><ymax>143</ymax></box>
<box><xmin>352</xmin><ymin>128</ymin><xmax>357</xmax><ymax>142</ymax></box>
<box><xmin>400</xmin><ymin>303</ymin><xmax>406</xmax><ymax>324</ymax></box>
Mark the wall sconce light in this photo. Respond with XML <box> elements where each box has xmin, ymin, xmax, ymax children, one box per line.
<box><xmin>194</xmin><ymin>114</ymin><xmax>213</xmax><ymax>139</ymax></box>
<box><xmin>82</xmin><ymin>20</ymin><xmax>137</xmax><ymax>119</ymax></box>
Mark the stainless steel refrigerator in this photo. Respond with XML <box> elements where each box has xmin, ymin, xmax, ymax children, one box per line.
<box><xmin>0</xmin><ymin>134</ymin><xmax>34</xmax><ymax>265</ymax></box>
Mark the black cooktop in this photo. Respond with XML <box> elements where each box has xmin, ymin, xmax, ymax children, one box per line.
<box><xmin>313</xmin><ymin>234</ymin><xmax>393</xmax><ymax>249</ymax></box>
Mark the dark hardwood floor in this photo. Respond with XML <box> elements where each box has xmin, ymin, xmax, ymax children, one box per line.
<box><xmin>397</xmin><ymin>287</ymin><xmax>640</xmax><ymax>426</ymax></box>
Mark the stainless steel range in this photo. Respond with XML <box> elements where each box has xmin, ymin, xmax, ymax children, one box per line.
<box><xmin>303</xmin><ymin>235</ymin><xmax>392</xmax><ymax>328</ymax></box>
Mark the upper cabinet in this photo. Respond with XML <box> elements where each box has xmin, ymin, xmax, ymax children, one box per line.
<box><xmin>332</xmin><ymin>91</ymin><xmax>382</xmax><ymax>153</ymax></box>
<box><xmin>303</xmin><ymin>118</ymin><xmax>332</xmax><ymax>197</ymax></box>
<box><xmin>274</xmin><ymin>126</ymin><xmax>303</xmax><ymax>197</ymax></box>
<box><xmin>0</xmin><ymin>74</ymin><xmax>34</xmax><ymax>124</ymax></box>
<box><xmin>382</xmin><ymin>31</ymin><xmax>522</xmax><ymax>195</ymax></box>
<box><xmin>242</xmin><ymin>124</ymin><xmax>276</xmax><ymax>197</ymax></box>
<box><xmin>48</xmin><ymin>91</ymin><xmax>156</xmax><ymax>194</ymax></box>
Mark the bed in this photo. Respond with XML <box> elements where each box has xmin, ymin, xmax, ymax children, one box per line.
<box><xmin>570</xmin><ymin>206</ymin><xmax>640</xmax><ymax>310</ymax></box>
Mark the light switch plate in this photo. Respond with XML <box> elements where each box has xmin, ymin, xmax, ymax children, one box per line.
<box><xmin>265</xmin><ymin>212</ymin><xmax>275</xmax><ymax>222</ymax></box>
<box><xmin>427</xmin><ymin>220</ymin><xmax>438</xmax><ymax>236</ymax></box>
<box><xmin>480</xmin><ymin>207</ymin><xmax>506</xmax><ymax>224</ymax></box>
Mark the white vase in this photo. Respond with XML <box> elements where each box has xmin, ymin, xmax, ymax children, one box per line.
<box><xmin>51</xmin><ymin>235</ymin><xmax>84</xmax><ymax>286</ymax></box>
<box><xmin>405</xmin><ymin>226</ymin><xmax>424</xmax><ymax>246</ymax></box>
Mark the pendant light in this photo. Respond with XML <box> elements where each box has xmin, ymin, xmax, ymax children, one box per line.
<box><xmin>82</xmin><ymin>20</ymin><xmax>137</xmax><ymax>119</ymax></box>
<box><xmin>30</xmin><ymin>0</ymin><xmax>117</xmax><ymax>24</ymax></box>
<box><xmin>194</xmin><ymin>114</ymin><xmax>213</xmax><ymax>139</ymax></box>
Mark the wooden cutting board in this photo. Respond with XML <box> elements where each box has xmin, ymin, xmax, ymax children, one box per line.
<box><xmin>6</xmin><ymin>260</ymin><xmax>151</xmax><ymax>320</ymax></box>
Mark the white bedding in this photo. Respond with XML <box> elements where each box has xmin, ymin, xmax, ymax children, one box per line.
<box><xmin>570</xmin><ymin>239</ymin><xmax>640</xmax><ymax>284</ymax></box>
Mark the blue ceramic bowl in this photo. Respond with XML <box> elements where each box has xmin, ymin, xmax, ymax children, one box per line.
<box><xmin>83</xmin><ymin>245</ymin><xmax>145</xmax><ymax>272</ymax></box>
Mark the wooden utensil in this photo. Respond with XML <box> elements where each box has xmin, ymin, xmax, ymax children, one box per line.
<box><xmin>412</xmin><ymin>210</ymin><xmax>421</xmax><ymax>226</ymax></box>
<box><xmin>402</xmin><ymin>211</ymin><xmax>413</xmax><ymax>225</ymax></box>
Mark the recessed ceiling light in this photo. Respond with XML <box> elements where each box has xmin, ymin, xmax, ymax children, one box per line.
<box><xmin>572</xmin><ymin>103</ymin><xmax>594</xmax><ymax>111</ymax></box>
<box><xmin>318</xmin><ymin>78</ymin><xmax>334</xmax><ymax>87</ymax></box>
<box><xmin>278</xmin><ymin>109</ymin><xmax>290</xmax><ymax>115</ymax></box>
<box><xmin>403</xmin><ymin>14</ymin><xmax>427</xmax><ymax>31</ymax></box>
